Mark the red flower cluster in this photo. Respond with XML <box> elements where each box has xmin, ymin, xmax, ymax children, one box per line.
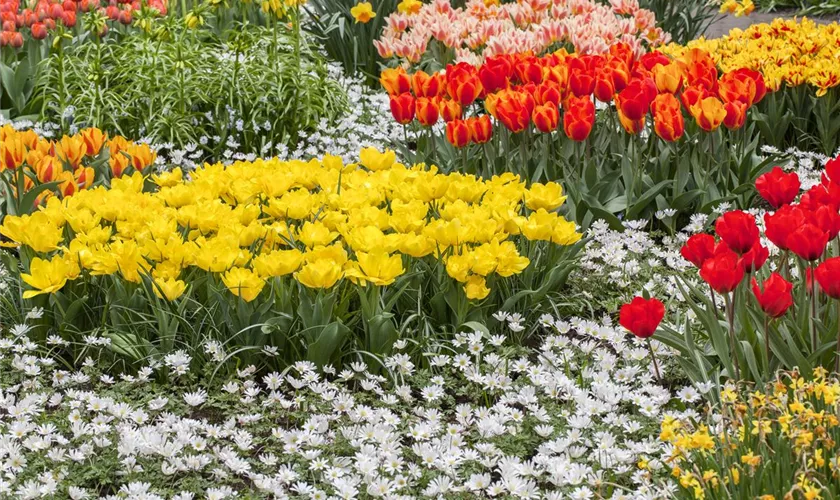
<box><xmin>680</xmin><ymin>156</ymin><xmax>840</xmax><ymax>320</ymax></box>
<box><xmin>0</xmin><ymin>0</ymin><xmax>165</xmax><ymax>46</ymax></box>
<box><xmin>380</xmin><ymin>45</ymin><xmax>767</xmax><ymax>148</ymax></box>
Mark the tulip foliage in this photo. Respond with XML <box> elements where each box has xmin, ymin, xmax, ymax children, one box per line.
<box><xmin>0</xmin><ymin>147</ymin><xmax>582</xmax><ymax>370</ymax></box>
<box><xmin>381</xmin><ymin>45</ymin><xmax>775</xmax><ymax>229</ymax></box>
<box><xmin>658</xmin><ymin>157</ymin><xmax>840</xmax><ymax>384</ymax></box>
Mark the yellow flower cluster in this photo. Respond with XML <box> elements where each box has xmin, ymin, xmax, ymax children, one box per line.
<box><xmin>1</xmin><ymin>148</ymin><xmax>581</xmax><ymax>302</ymax></box>
<box><xmin>663</xmin><ymin>18</ymin><xmax>840</xmax><ymax>96</ymax></box>
<box><xmin>661</xmin><ymin>368</ymin><xmax>840</xmax><ymax>500</ymax></box>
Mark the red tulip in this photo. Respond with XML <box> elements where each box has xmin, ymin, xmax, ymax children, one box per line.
<box><xmin>751</xmin><ymin>273</ymin><xmax>793</xmax><ymax>318</ymax></box>
<box><xmin>563</xmin><ymin>95</ymin><xmax>595</xmax><ymax>142</ymax></box>
<box><xmin>568</xmin><ymin>58</ymin><xmax>595</xmax><ymax>97</ymax></box>
<box><xmin>764</xmin><ymin>205</ymin><xmax>807</xmax><ymax>250</ymax></box>
<box><xmin>389</xmin><ymin>93</ymin><xmax>415</xmax><ymax>125</ymax></box>
<box><xmin>532</xmin><ymin>103</ymin><xmax>559</xmax><ymax>133</ymax></box>
<box><xmin>479</xmin><ymin>57</ymin><xmax>512</xmax><ymax>94</ymax></box>
<box><xmin>615</xmin><ymin>79</ymin><xmax>655</xmax><ymax>121</ymax></box>
<box><xmin>446</xmin><ymin>63</ymin><xmax>482</xmax><ymax>106</ymax></box>
<box><xmin>593</xmin><ymin>68</ymin><xmax>615</xmax><ymax>103</ymax></box>
<box><xmin>786</xmin><ymin>223</ymin><xmax>829</xmax><ymax>262</ymax></box>
<box><xmin>738</xmin><ymin>241</ymin><xmax>769</xmax><ymax>273</ymax></box>
<box><xmin>467</xmin><ymin>115</ymin><xmax>492</xmax><ymax>144</ymax></box>
<box><xmin>723</xmin><ymin>100</ymin><xmax>747</xmax><ymax>130</ymax></box>
<box><xmin>619</xmin><ymin>296</ymin><xmax>665</xmax><ymax>338</ymax></box>
<box><xmin>30</xmin><ymin>22</ymin><xmax>47</xmax><ymax>39</ymax></box>
<box><xmin>732</xmin><ymin>68</ymin><xmax>766</xmax><ymax>105</ymax></box>
<box><xmin>755</xmin><ymin>166</ymin><xmax>799</xmax><ymax>208</ymax></box>
<box><xmin>514</xmin><ymin>57</ymin><xmax>543</xmax><ymax>85</ymax></box>
<box><xmin>826</xmin><ymin>157</ymin><xmax>840</xmax><ymax>184</ymax></box>
<box><xmin>639</xmin><ymin>51</ymin><xmax>670</xmax><ymax>71</ymax></box>
<box><xmin>815</xmin><ymin>257</ymin><xmax>840</xmax><ymax>299</ymax></box>
<box><xmin>446</xmin><ymin>119</ymin><xmax>470</xmax><ymax>148</ymax></box>
<box><xmin>681</xmin><ymin>233</ymin><xmax>716</xmax><ymax>268</ymax></box>
<box><xmin>700</xmin><ymin>246</ymin><xmax>745</xmax><ymax>294</ymax></box>
<box><xmin>813</xmin><ymin>204</ymin><xmax>840</xmax><ymax>241</ymax></box>
<box><xmin>715</xmin><ymin>210</ymin><xmax>759</xmax><ymax>254</ymax></box>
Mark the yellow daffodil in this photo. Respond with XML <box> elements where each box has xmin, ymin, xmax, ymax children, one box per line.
<box><xmin>397</xmin><ymin>0</ymin><xmax>421</xmax><ymax>14</ymax></box>
<box><xmin>350</xmin><ymin>1</ymin><xmax>375</xmax><ymax>23</ymax></box>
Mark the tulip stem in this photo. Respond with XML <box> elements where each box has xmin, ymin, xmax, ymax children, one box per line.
<box><xmin>724</xmin><ymin>292</ymin><xmax>740</xmax><ymax>380</ymax></box>
<box><xmin>835</xmin><ymin>300</ymin><xmax>840</xmax><ymax>373</ymax></box>
<box><xmin>647</xmin><ymin>338</ymin><xmax>661</xmax><ymax>382</ymax></box>
<box><xmin>708</xmin><ymin>284</ymin><xmax>717</xmax><ymax>319</ymax></box>
<box><xmin>764</xmin><ymin>315</ymin><xmax>771</xmax><ymax>375</ymax></box>
<box><xmin>811</xmin><ymin>262</ymin><xmax>818</xmax><ymax>352</ymax></box>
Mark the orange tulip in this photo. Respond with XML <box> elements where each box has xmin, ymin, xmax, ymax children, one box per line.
<box><xmin>681</xmin><ymin>48</ymin><xmax>718</xmax><ymax>91</ymax></box>
<box><xmin>651</xmin><ymin>94</ymin><xmax>684</xmax><ymax>142</ymax></box>
<box><xmin>0</xmin><ymin>135</ymin><xmax>26</xmax><ymax>171</ymax></box>
<box><xmin>446</xmin><ymin>119</ymin><xmax>470</xmax><ymax>148</ymax></box>
<box><xmin>723</xmin><ymin>100</ymin><xmax>747</xmax><ymax>130</ymax></box>
<box><xmin>416</xmin><ymin>97</ymin><xmax>439</xmax><ymax>126</ymax></box>
<box><xmin>617</xmin><ymin>108</ymin><xmax>645</xmax><ymax>135</ymax></box>
<box><xmin>57</xmin><ymin>171</ymin><xmax>78</xmax><ymax>198</ymax></box>
<box><xmin>532</xmin><ymin>103</ymin><xmax>559</xmax><ymax>133</ymax></box>
<box><xmin>494</xmin><ymin>90</ymin><xmax>533</xmax><ymax>133</ymax></box>
<box><xmin>438</xmin><ymin>99</ymin><xmax>462</xmax><ymax>122</ymax></box>
<box><xmin>110</xmin><ymin>152</ymin><xmax>130</xmax><ymax>177</ymax></box>
<box><xmin>75</xmin><ymin>166</ymin><xmax>95</xmax><ymax>189</ymax></box>
<box><xmin>55</xmin><ymin>136</ymin><xmax>85</xmax><ymax>170</ymax></box>
<box><xmin>34</xmin><ymin>155</ymin><xmax>64</xmax><ymax>183</ymax></box>
<box><xmin>412</xmin><ymin>70</ymin><xmax>442</xmax><ymax>98</ymax></box>
<box><xmin>690</xmin><ymin>96</ymin><xmax>726</xmax><ymax>132</ymax></box>
<box><xmin>380</xmin><ymin>67</ymin><xmax>411</xmax><ymax>97</ymax></box>
<box><xmin>718</xmin><ymin>70</ymin><xmax>757</xmax><ymax>106</ymax></box>
<box><xmin>680</xmin><ymin>84</ymin><xmax>711</xmax><ymax>111</ymax></box>
<box><xmin>563</xmin><ymin>95</ymin><xmax>595</xmax><ymax>141</ymax></box>
<box><xmin>652</xmin><ymin>63</ymin><xmax>683</xmax><ymax>94</ymax></box>
<box><xmin>126</xmin><ymin>144</ymin><xmax>157</xmax><ymax>172</ymax></box>
<box><xmin>80</xmin><ymin>128</ymin><xmax>108</xmax><ymax>156</ymax></box>
<box><xmin>606</xmin><ymin>57</ymin><xmax>631</xmax><ymax>93</ymax></box>
<box><xmin>535</xmin><ymin>82</ymin><xmax>562</xmax><ymax>107</ymax></box>
<box><xmin>468</xmin><ymin>115</ymin><xmax>492</xmax><ymax>144</ymax></box>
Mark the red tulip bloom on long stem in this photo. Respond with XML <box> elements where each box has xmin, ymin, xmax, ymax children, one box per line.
<box><xmin>752</xmin><ymin>272</ymin><xmax>793</xmax><ymax>370</ymax></box>
<box><xmin>619</xmin><ymin>296</ymin><xmax>665</xmax><ymax>380</ymax></box>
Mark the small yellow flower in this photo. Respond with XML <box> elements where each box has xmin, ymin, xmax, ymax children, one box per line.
<box><xmin>350</xmin><ymin>1</ymin><xmax>375</xmax><ymax>23</ymax></box>
<box><xmin>397</xmin><ymin>0</ymin><xmax>421</xmax><ymax>14</ymax></box>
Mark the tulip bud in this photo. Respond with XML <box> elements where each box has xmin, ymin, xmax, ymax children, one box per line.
<box><xmin>467</xmin><ymin>115</ymin><xmax>492</xmax><ymax>144</ymax></box>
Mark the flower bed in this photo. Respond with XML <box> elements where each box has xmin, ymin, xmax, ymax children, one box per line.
<box><xmin>374</xmin><ymin>0</ymin><xmax>668</xmax><ymax>67</ymax></box>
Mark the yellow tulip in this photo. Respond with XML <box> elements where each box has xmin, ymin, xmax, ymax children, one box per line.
<box><xmin>296</xmin><ymin>259</ymin><xmax>343</xmax><ymax>289</ymax></box>
<box><xmin>298</xmin><ymin>221</ymin><xmax>339</xmax><ymax>248</ymax></box>
<box><xmin>252</xmin><ymin>249</ymin><xmax>304</xmax><ymax>278</ymax></box>
<box><xmin>345</xmin><ymin>251</ymin><xmax>404</xmax><ymax>286</ymax></box>
<box><xmin>154</xmin><ymin>277</ymin><xmax>187</xmax><ymax>301</ymax></box>
<box><xmin>222</xmin><ymin>267</ymin><xmax>265</xmax><ymax>302</ymax></box>
<box><xmin>21</xmin><ymin>257</ymin><xmax>76</xmax><ymax>299</ymax></box>
<box><xmin>524</xmin><ymin>182</ymin><xmax>566</xmax><ymax>211</ymax></box>
<box><xmin>520</xmin><ymin>209</ymin><xmax>557</xmax><ymax>242</ymax></box>
<box><xmin>464</xmin><ymin>275</ymin><xmax>490</xmax><ymax>300</ymax></box>
<box><xmin>0</xmin><ymin>212</ymin><xmax>64</xmax><ymax>253</ymax></box>
<box><xmin>359</xmin><ymin>147</ymin><xmax>396</xmax><ymax>171</ymax></box>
